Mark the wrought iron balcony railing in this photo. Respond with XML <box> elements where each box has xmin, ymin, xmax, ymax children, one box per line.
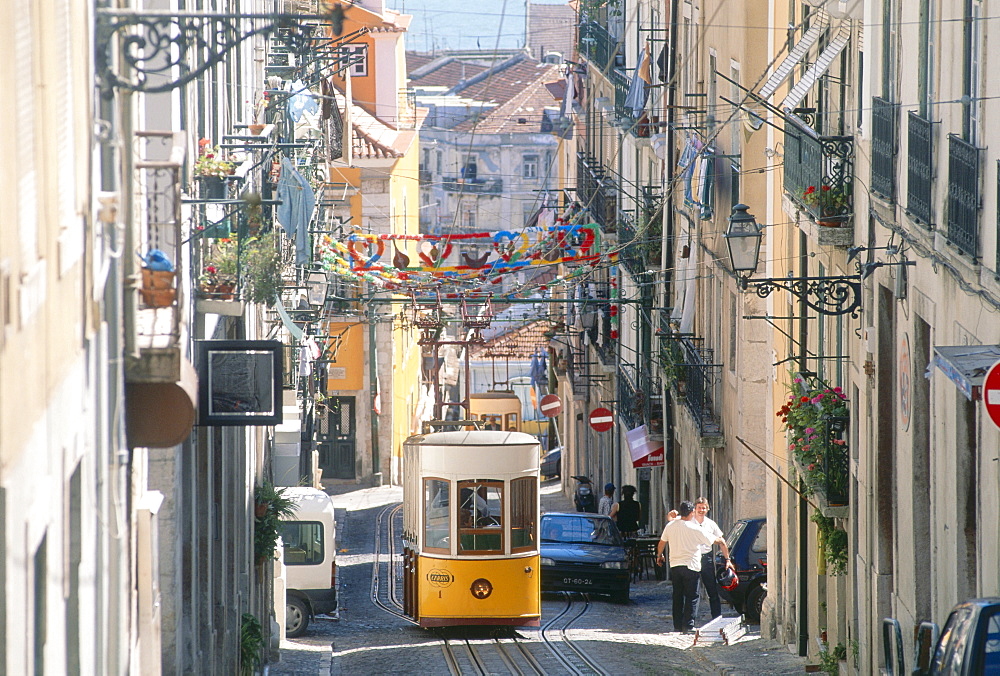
<box><xmin>575</xmin><ymin>152</ymin><xmax>617</xmax><ymax>233</ymax></box>
<box><xmin>578</xmin><ymin>21</ymin><xmax>622</xmax><ymax>72</ymax></box>
<box><xmin>440</xmin><ymin>177</ymin><xmax>503</xmax><ymax>194</ymax></box>
<box><xmin>906</xmin><ymin>111</ymin><xmax>934</xmax><ymax>227</ymax></box>
<box><xmin>870</xmin><ymin>97</ymin><xmax>899</xmax><ymax>202</ymax></box>
<box><xmin>617</xmin><ymin>211</ymin><xmax>645</xmax><ymax>277</ymax></box>
<box><xmin>946</xmin><ymin>134</ymin><xmax>981</xmax><ymax>260</ymax></box>
<box><xmin>660</xmin><ymin>334</ymin><xmax>721</xmax><ymax>438</ymax></box>
<box><xmin>617</xmin><ymin>363</ymin><xmax>664</xmax><ymax>434</ymax></box>
<box><xmin>783</xmin><ymin>113</ymin><xmax>854</xmax><ymax>224</ymax></box>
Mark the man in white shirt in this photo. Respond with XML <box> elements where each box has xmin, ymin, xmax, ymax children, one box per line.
<box><xmin>656</xmin><ymin>501</ymin><xmax>732</xmax><ymax>632</ymax></box>
<box><xmin>693</xmin><ymin>497</ymin><xmax>725</xmax><ymax>618</ymax></box>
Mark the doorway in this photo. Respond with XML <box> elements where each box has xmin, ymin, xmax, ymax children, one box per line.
<box><xmin>317</xmin><ymin>396</ymin><xmax>356</xmax><ymax>480</ymax></box>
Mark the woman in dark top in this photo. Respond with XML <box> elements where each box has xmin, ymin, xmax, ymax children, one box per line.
<box><xmin>610</xmin><ymin>484</ymin><xmax>642</xmax><ymax>537</ymax></box>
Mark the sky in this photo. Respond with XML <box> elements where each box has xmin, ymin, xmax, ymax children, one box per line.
<box><xmin>387</xmin><ymin>0</ymin><xmax>571</xmax><ymax>54</ymax></box>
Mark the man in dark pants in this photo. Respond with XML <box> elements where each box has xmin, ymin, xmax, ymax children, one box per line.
<box><xmin>656</xmin><ymin>501</ymin><xmax>733</xmax><ymax>632</ymax></box>
<box><xmin>693</xmin><ymin>497</ymin><xmax>725</xmax><ymax>619</ymax></box>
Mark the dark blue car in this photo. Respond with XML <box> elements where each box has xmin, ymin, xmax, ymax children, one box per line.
<box><xmin>539</xmin><ymin>513</ymin><xmax>630</xmax><ymax>602</ymax></box>
<box><xmin>717</xmin><ymin>517</ymin><xmax>767</xmax><ymax>621</ymax></box>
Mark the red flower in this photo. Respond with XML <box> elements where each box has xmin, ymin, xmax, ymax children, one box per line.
<box><xmin>804</xmin><ymin>186</ymin><xmax>817</xmax><ymax>195</ymax></box>
<box><xmin>801</xmin><ymin>396</ymin><xmax>810</xmax><ymax>403</ymax></box>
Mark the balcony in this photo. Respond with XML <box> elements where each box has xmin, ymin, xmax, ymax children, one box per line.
<box><xmin>783</xmin><ymin>113</ymin><xmax>854</xmax><ymax>225</ymax></box>
<box><xmin>126</xmin><ymin>130</ymin><xmax>197</xmax><ymax>448</ymax></box>
<box><xmin>418</xmin><ymin>169</ymin><xmax>432</xmax><ymax>185</ymax></box>
<box><xmin>946</xmin><ymin>134</ymin><xmax>982</xmax><ymax>260</ymax></box>
<box><xmin>906</xmin><ymin>111</ymin><xmax>934</xmax><ymax>227</ymax></box>
<box><xmin>617</xmin><ymin>364</ymin><xmax>664</xmax><ymax>435</ymax></box>
<box><xmin>575</xmin><ymin>152</ymin><xmax>617</xmax><ymax>233</ymax></box>
<box><xmin>870</xmin><ymin>97</ymin><xmax>899</xmax><ymax>202</ymax></box>
<box><xmin>660</xmin><ymin>334</ymin><xmax>722</xmax><ymax>441</ymax></box>
<box><xmin>440</xmin><ymin>177</ymin><xmax>503</xmax><ymax>194</ymax></box>
<box><xmin>578</xmin><ymin>21</ymin><xmax>623</xmax><ymax>72</ymax></box>
<box><xmin>782</xmin><ymin>374</ymin><xmax>850</xmax><ymax>515</ymax></box>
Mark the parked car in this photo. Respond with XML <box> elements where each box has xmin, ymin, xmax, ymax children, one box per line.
<box><xmin>717</xmin><ymin>517</ymin><xmax>767</xmax><ymax>621</ymax></box>
<box><xmin>540</xmin><ymin>447</ymin><xmax>561</xmax><ymax>478</ymax></box>
<box><xmin>539</xmin><ymin>512</ymin><xmax>630</xmax><ymax>602</ymax></box>
<box><xmin>883</xmin><ymin>598</ymin><xmax>1000</xmax><ymax>674</ymax></box>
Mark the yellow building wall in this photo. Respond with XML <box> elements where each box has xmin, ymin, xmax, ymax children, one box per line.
<box><xmin>324</xmin><ymin>322</ymin><xmax>366</xmax><ymax>391</ymax></box>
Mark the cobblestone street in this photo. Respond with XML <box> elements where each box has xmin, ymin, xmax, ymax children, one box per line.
<box><xmin>270</xmin><ymin>481</ymin><xmax>813</xmax><ymax>675</ymax></box>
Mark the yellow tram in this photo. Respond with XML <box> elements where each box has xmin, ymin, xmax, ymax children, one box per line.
<box><xmin>468</xmin><ymin>390</ymin><xmax>522</xmax><ymax>431</ymax></box>
<box><xmin>402</xmin><ymin>430</ymin><xmax>541</xmax><ymax>627</ymax></box>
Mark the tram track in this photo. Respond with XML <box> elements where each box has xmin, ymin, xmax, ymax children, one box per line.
<box><xmin>370</xmin><ymin>502</ymin><xmax>407</xmax><ymax>621</ymax></box>
<box><xmin>539</xmin><ymin>593</ymin><xmax>610</xmax><ymax>676</ymax></box>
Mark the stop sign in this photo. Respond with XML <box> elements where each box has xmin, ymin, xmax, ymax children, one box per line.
<box><xmin>539</xmin><ymin>394</ymin><xmax>563</xmax><ymax>418</ymax></box>
<box><xmin>589</xmin><ymin>407</ymin><xmax>614</xmax><ymax>432</ymax></box>
<box><xmin>983</xmin><ymin>360</ymin><xmax>1000</xmax><ymax>429</ymax></box>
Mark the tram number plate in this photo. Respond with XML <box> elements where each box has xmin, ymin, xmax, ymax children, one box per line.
<box><xmin>563</xmin><ymin>577</ymin><xmax>593</xmax><ymax>586</ymax></box>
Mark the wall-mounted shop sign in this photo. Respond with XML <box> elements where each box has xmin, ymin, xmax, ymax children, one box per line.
<box><xmin>196</xmin><ymin>340</ymin><xmax>283</xmax><ymax>426</ymax></box>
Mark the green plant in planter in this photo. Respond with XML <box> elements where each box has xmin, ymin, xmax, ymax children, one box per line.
<box><xmin>253</xmin><ymin>482</ymin><xmax>296</xmax><ymax>565</ymax></box>
<box><xmin>239</xmin><ymin>612</ymin><xmax>263</xmax><ymax>676</ymax></box>
<box><xmin>818</xmin><ymin>641</ymin><xmax>847</xmax><ymax>675</ymax></box>
<box><xmin>241</xmin><ymin>229</ymin><xmax>285</xmax><ymax>305</ymax></box>
<box><xmin>811</xmin><ymin>509</ymin><xmax>848</xmax><ymax>575</ymax></box>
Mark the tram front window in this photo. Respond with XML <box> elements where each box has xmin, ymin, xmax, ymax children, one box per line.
<box><xmin>480</xmin><ymin>415</ymin><xmax>502</xmax><ymax>431</ymax></box>
<box><xmin>458</xmin><ymin>481</ymin><xmax>503</xmax><ymax>554</ymax></box>
<box><xmin>423</xmin><ymin>478</ymin><xmax>450</xmax><ymax>552</ymax></box>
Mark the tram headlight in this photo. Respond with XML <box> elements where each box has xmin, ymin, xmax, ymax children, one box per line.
<box><xmin>470</xmin><ymin>578</ymin><xmax>493</xmax><ymax>599</ymax></box>
<box><xmin>601</xmin><ymin>561</ymin><xmax>627</xmax><ymax>569</ymax></box>
<box><xmin>539</xmin><ymin>557</ymin><xmax>555</xmax><ymax>566</ymax></box>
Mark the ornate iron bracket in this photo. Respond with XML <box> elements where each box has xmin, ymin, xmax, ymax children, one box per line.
<box><xmin>740</xmin><ymin>275</ymin><xmax>862</xmax><ymax>317</ymax></box>
<box><xmin>96</xmin><ymin>9</ymin><xmax>345</xmax><ymax>95</ymax></box>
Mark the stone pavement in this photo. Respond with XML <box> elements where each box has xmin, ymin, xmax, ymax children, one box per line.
<box><xmin>268</xmin><ymin>478</ymin><xmax>813</xmax><ymax>675</ymax></box>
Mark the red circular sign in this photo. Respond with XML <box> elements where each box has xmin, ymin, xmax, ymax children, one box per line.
<box><xmin>983</xmin><ymin>360</ymin><xmax>1000</xmax><ymax>430</ymax></box>
<box><xmin>589</xmin><ymin>407</ymin><xmax>614</xmax><ymax>432</ymax></box>
<box><xmin>539</xmin><ymin>394</ymin><xmax>563</xmax><ymax>418</ymax></box>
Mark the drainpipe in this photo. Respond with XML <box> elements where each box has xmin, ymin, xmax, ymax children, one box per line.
<box><xmin>368</xmin><ymin>305</ymin><xmax>381</xmax><ymax>486</ymax></box>
<box><xmin>798</xmin><ymin>231</ymin><xmax>809</xmax><ymax>656</ymax></box>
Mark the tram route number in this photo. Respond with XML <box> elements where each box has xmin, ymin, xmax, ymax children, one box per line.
<box><xmin>562</xmin><ymin>577</ymin><xmax>593</xmax><ymax>586</ymax></box>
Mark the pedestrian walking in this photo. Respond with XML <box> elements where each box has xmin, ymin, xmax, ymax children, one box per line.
<box><xmin>598</xmin><ymin>482</ymin><xmax>615</xmax><ymax>516</ymax></box>
<box><xmin>609</xmin><ymin>484</ymin><xmax>641</xmax><ymax>538</ymax></box>
<box><xmin>656</xmin><ymin>501</ymin><xmax>733</xmax><ymax>633</ymax></box>
<box><xmin>692</xmin><ymin>497</ymin><xmax>726</xmax><ymax>619</ymax></box>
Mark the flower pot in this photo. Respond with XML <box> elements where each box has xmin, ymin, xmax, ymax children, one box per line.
<box><xmin>140</xmin><ymin>287</ymin><xmax>176</xmax><ymax>308</ymax></box>
<box><xmin>198</xmin><ymin>175</ymin><xmax>228</xmax><ymax>199</ymax></box>
<box><xmin>255</xmin><ymin>502</ymin><xmax>267</xmax><ymax>518</ymax></box>
<box><xmin>248</xmin><ymin>124</ymin><xmax>266</xmax><ymax>135</ymax></box>
<box><xmin>142</xmin><ymin>268</ymin><xmax>175</xmax><ymax>290</ymax></box>
<box><xmin>817</xmin><ymin>219</ymin><xmax>840</xmax><ymax>227</ymax></box>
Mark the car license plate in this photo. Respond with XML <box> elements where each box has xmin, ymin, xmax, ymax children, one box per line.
<box><xmin>563</xmin><ymin>577</ymin><xmax>593</xmax><ymax>585</ymax></box>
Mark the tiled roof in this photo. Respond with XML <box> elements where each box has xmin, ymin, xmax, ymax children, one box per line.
<box><xmin>452</xmin><ymin>63</ymin><xmax>562</xmax><ymax>133</ymax></box>
<box><xmin>451</xmin><ymin>59</ymin><xmax>553</xmax><ymax>104</ymax></box>
<box><xmin>471</xmin><ymin>319</ymin><xmax>555</xmax><ymax>360</ymax></box>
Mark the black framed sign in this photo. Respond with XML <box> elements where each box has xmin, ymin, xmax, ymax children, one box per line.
<box><xmin>196</xmin><ymin>340</ymin><xmax>283</xmax><ymax>426</ymax></box>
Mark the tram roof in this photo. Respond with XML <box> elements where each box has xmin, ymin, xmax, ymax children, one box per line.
<box><xmin>407</xmin><ymin>430</ymin><xmax>539</xmax><ymax>446</ymax></box>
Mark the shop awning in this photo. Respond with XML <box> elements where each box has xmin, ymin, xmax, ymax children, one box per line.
<box><xmin>931</xmin><ymin>345</ymin><xmax>1000</xmax><ymax>401</ymax></box>
<box><xmin>781</xmin><ymin>22</ymin><xmax>852</xmax><ymax>111</ymax></box>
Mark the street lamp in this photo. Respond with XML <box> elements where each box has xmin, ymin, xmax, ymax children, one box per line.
<box><xmin>306</xmin><ymin>271</ymin><xmax>330</xmax><ymax>306</ymax></box>
<box><xmin>723</xmin><ymin>204</ymin><xmax>862</xmax><ymax>317</ymax></box>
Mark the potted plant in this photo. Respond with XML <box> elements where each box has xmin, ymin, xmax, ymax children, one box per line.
<box><xmin>194</xmin><ymin>143</ymin><xmax>236</xmax><ymax>199</ymax></box>
<box><xmin>199</xmin><ymin>239</ymin><xmax>238</xmax><ymax>300</ymax></box>
<box><xmin>239</xmin><ymin>613</ymin><xmax>263</xmax><ymax>676</ymax></box>
<box><xmin>241</xmin><ymin>229</ymin><xmax>285</xmax><ymax>305</ymax></box>
<box><xmin>800</xmin><ymin>184</ymin><xmax>850</xmax><ymax>225</ymax></box>
<box><xmin>253</xmin><ymin>482</ymin><xmax>295</xmax><ymax>566</ymax></box>
<box><xmin>138</xmin><ymin>249</ymin><xmax>177</xmax><ymax>308</ymax></box>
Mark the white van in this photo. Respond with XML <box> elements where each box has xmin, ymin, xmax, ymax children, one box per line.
<box><xmin>278</xmin><ymin>487</ymin><xmax>337</xmax><ymax>637</ymax></box>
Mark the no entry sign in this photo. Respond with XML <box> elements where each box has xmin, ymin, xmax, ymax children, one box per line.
<box><xmin>539</xmin><ymin>394</ymin><xmax>563</xmax><ymax>418</ymax></box>
<box><xmin>983</xmin><ymin>360</ymin><xmax>1000</xmax><ymax>429</ymax></box>
<box><xmin>589</xmin><ymin>407</ymin><xmax>614</xmax><ymax>432</ymax></box>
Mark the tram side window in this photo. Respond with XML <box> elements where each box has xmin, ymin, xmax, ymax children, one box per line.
<box><xmin>458</xmin><ymin>480</ymin><xmax>503</xmax><ymax>554</ymax></box>
<box><xmin>424</xmin><ymin>478</ymin><xmax>450</xmax><ymax>553</ymax></box>
<box><xmin>510</xmin><ymin>477</ymin><xmax>537</xmax><ymax>552</ymax></box>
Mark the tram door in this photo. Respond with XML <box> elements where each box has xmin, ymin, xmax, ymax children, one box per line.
<box><xmin>317</xmin><ymin>397</ymin><xmax>356</xmax><ymax>479</ymax></box>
